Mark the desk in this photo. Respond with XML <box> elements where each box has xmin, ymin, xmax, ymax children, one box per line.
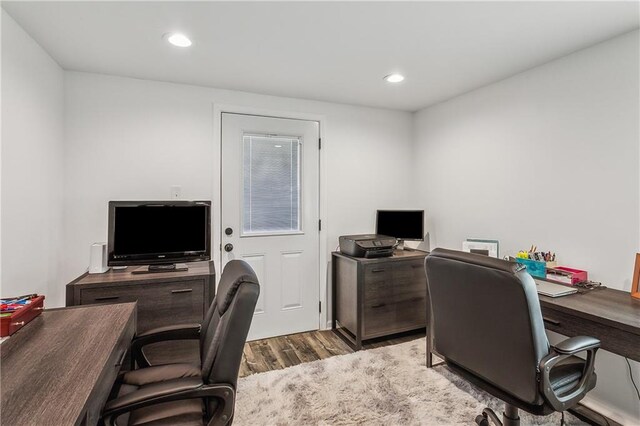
<box><xmin>426</xmin><ymin>286</ymin><xmax>640</xmax><ymax>367</ymax></box>
<box><xmin>539</xmin><ymin>287</ymin><xmax>640</xmax><ymax>361</ymax></box>
<box><xmin>1</xmin><ymin>303</ymin><xmax>136</xmax><ymax>426</ymax></box>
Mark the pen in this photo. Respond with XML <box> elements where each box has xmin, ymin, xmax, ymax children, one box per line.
<box><xmin>2</xmin><ymin>294</ymin><xmax>37</xmax><ymax>305</ymax></box>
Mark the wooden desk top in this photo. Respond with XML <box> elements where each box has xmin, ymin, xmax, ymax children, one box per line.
<box><xmin>539</xmin><ymin>287</ymin><xmax>640</xmax><ymax>335</ymax></box>
<box><xmin>1</xmin><ymin>303</ymin><xmax>136</xmax><ymax>425</ymax></box>
<box><xmin>332</xmin><ymin>249</ymin><xmax>428</xmax><ymax>264</ymax></box>
<box><xmin>68</xmin><ymin>260</ymin><xmax>215</xmax><ymax>286</ymax></box>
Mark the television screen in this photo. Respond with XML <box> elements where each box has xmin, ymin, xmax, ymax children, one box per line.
<box><xmin>108</xmin><ymin>201</ymin><xmax>211</xmax><ymax>266</ymax></box>
<box><xmin>376</xmin><ymin>210</ymin><xmax>424</xmax><ymax>241</ymax></box>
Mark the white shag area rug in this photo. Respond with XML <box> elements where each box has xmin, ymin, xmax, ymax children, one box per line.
<box><xmin>234</xmin><ymin>338</ymin><xmax>585</xmax><ymax>425</ymax></box>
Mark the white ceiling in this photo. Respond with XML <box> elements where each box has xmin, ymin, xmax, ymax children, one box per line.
<box><xmin>3</xmin><ymin>1</ymin><xmax>638</xmax><ymax>111</ymax></box>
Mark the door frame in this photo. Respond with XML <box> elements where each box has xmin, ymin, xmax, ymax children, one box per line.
<box><xmin>213</xmin><ymin>104</ymin><xmax>329</xmax><ymax>331</ymax></box>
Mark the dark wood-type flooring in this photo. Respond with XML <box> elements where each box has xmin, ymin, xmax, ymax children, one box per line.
<box><xmin>239</xmin><ymin>329</ymin><xmax>424</xmax><ymax>378</ymax></box>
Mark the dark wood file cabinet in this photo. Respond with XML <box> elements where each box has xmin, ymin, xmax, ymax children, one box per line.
<box><xmin>66</xmin><ymin>261</ymin><xmax>215</xmax><ymax>364</ymax></box>
<box><xmin>332</xmin><ymin>249</ymin><xmax>428</xmax><ymax>349</ymax></box>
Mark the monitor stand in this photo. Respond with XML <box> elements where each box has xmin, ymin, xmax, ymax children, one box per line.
<box><xmin>395</xmin><ymin>240</ymin><xmax>415</xmax><ymax>251</ymax></box>
<box><xmin>131</xmin><ymin>263</ymin><xmax>189</xmax><ymax>275</ymax></box>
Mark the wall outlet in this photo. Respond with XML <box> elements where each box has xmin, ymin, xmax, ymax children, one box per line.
<box><xmin>170</xmin><ymin>185</ymin><xmax>182</xmax><ymax>199</ymax></box>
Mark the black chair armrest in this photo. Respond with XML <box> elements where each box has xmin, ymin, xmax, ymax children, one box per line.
<box><xmin>539</xmin><ymin>336</ymin><xmax>600</xmax><ymax>412</ymax></box>
<box><xmin>131</xmin><ymin>323</ymin><xmax>201</xmax><ymax>368</ymax></box>
<box><xmin>136</xmin><ymin>323</ymin><xmax>202</xmax><ymax>340</ymax></box>
<box><xmin>553</xmin><ymin>336</ymin><xmax>600</xmax><ymax>355</ymax></box>
<box><xmin>104</xmin><ymin>377</ymin><xmax>203</xmax><ymax>412</ymax></box>
<box><xmin>102</xmin><ymin>379</ymin><xmax>235</xmax><ymax>426</ymax></box>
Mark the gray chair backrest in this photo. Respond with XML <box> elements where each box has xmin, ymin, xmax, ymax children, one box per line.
<box><xmin>425</xmin><ymin>248</ymin><xmax>549</xmax><ymax>405</ymax></box>
<box><xmin>199</xmin><ymin>260</ymin><xmax>259</xmax><ymax>389</ymax></box>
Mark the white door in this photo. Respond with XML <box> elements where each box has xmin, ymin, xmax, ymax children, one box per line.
<box><xmin>221</xmin><ymin>113</ymin><xmax>320</xmax><ymax>341</ymax></box>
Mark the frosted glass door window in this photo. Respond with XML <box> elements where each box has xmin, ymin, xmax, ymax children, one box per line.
<box><xmin>243</xmin><ymin>135</ymin><xmax>302</xmax><ymax>235</ymax></box>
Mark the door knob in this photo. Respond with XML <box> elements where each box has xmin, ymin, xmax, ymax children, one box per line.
<box><xmin>224</xmin><ymin>243</ymin><xmax>234</xmax><ymax>252</ymax></box>
<box><xmin>225</xmin><ymin>227</ymin><xmax>233</xmax><ymax>236</ymax></box>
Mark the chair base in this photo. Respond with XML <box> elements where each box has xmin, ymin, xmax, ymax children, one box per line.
<box><xmin>474</xmin><ymin>404</ymin><xmax>521</xmax><ymax>426</ymax></box>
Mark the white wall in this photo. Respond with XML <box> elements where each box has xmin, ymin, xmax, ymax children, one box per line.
<box><xmin>1</xmin><ymin>10</ymin><xmax>65</xmax><ymax>306</ymax></box>
<box><xmin>413</xmin><ymin>30</ymin><xmax>640</xmax><ymax>424</ymax></box>
<box><xmin>63</xmin><ymin>71</ymin><xmax>414</xmax><ymax>320</ymax></box>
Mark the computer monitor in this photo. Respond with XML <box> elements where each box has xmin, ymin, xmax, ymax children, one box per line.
<box><xmin>375</xmin><ymin>210</ymin><xmax>424</xmax><ymax>242</ymax></box>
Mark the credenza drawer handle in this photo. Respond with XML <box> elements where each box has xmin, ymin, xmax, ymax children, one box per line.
<box><xmin>171</xmin><ymin>289</ymin><xmax>193</xmax><ymax>294</ymax></box>
<box><xmin>371</xmin><ymin>303</ymin><xmax>386</xmax><ymax>308</ymax></box>
<box><xmin>12</xmin><ymin>321</ymin><xmax>25</xmax><ymax>327</ymax></box>
<box><xmin>371</xmin><ymin>269</ymin><xmax>386</xmax><ymax>273</ymax></box>
<box><xmin>114</xmin><ymin>350</ymin><xmax>127</xmax><ymax>367</ymax></box>
<box><xmin>543</xmin><ymin>317</ymin><xmax>561</xmax><ymax>327</ymax></box>
<box><xmin>95</xmin><ymin>296</ymin><xmax>120</xmax><ymax>301</ymax></box>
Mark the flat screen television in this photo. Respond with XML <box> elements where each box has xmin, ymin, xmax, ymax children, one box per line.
<box><xmin>108</xmin><ymin>201</ymin><xmax>211</xmax><ymax>267</ymax></box>
<box><xmin>376</xmin><ymin>210</ymin><xmax>424</xmax><ymax>241</ymax></box>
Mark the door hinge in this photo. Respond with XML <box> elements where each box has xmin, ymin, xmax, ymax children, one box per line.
<box><xmin>319</xmin><ymin>301</ymin><xmax>322</xmax><ymax>313</ymax></box>
<box><xmin>318</xmin><ymin>138</ymin><xmax>322</xmax><ymax>150</ymax></box>
<box><xmin>318</xmin><ymin>219</ymin><xmax>322</xmax><ymax>231</ymax></box>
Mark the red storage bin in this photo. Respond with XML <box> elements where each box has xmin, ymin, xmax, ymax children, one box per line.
<box><xmin>1</xmin><ymin>295</ymin><xmax>45</xmax><ymax>337</ymax></box>
<box><xmin>546</xmin><ymin>267</ymin><xmax>588</xmax><ymax>285</ymax></box>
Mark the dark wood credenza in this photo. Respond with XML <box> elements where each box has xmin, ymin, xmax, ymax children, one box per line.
<box><xmin>332</xmin><ymin>249</ymin><xmax>428</xmax><ymax>349</ymax></box>
<box><xmin>66</xmin><ymin>261</ymin><xmax>215</xmax><ymax>365</ymax></box>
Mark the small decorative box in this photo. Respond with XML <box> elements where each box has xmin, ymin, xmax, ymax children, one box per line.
<box><xmin>0</xmin><ymin>295</ymin><xmax>45</xmax><ymax>337</ymax></box>
<box><xmin>546</xmin><ymin>267</ymin><xmax>588</xmax><ymax>285</ymax></box>
<box><xmin>515</xmin><ymin>258</ymin><xmax>547</xmax><ymax>279</ymax></box>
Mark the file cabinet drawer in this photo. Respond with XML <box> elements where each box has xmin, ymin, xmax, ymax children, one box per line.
<box><xmin>391</xmin><ymin>261</ymin><xmax>426</xmax><ymax>300</ymax></box>
<box><xmin>364</xmin><ymin>260</ymin><xmax>426</xmax><ymax>304</ymax></box>
<box><xmin>363</xmin><ymin>264</ymin><xmax>392</xmax><ymax>302</ymax></box>
<box><xmin>363</xmin><ymin>301</ymin><xmax>396</xmax><ymax>338</ymax></box>
<box><xmin>363</xmin><ymin>265</ymin><xmax>391</xmax><ymax>284</ymax></box>
<box><xmin>80</xmin><ymin>279</ymin><xmax>205</xmax><ymax>333</ymax></box>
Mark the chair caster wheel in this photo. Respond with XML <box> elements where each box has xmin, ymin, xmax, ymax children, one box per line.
<box><xmin>475</xmin><ymin>414</ymin><xmax>489</xmax><ymax>426</ymax></box>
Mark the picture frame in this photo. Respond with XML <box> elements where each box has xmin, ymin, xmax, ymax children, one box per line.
<box><xmin>462</xmin><ymin>239</ymin><xmax>499</xmax><ymax>258</ymax></box>
<box><xmin>632</xmin><ymin>253</ymin><xmax>640</xmax><ymax>300</ymax></box>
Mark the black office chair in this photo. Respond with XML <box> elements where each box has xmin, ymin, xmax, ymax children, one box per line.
<box><xmin>102</xmin><ymin>260</ymin><xmax>260</xmax><ymax>426</ymax></box>
<box><xmin>424</xmin><ymin>248</ymin><xmax>599</xmax><ymax>426</ymax></box>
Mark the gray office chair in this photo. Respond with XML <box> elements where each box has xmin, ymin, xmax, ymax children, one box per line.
<box><xmin>102</xmin><ymin>260</ymin><xmax>260</xmax><ymax>426</ymax></box>
<box><xmin>424</xmin><ymin>248</ymin><xmax>599</xmax><ymax>426</ymax></box>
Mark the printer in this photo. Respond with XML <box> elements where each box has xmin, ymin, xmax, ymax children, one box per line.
<box><xmin>339</xmin><ymin>234</ymin><xmax>397</xmax><ymax>258</ymax></box>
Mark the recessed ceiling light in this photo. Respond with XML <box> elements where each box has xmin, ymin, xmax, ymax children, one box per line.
<box><xmin>384</xmin><ymin>73</ymin><xmax>405</xmax><ymax>83</ymax></box>
<box><xmin>165</xmin><ymin>33</ymin><xmax>192</xmax><ymax>48</ymax></box>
